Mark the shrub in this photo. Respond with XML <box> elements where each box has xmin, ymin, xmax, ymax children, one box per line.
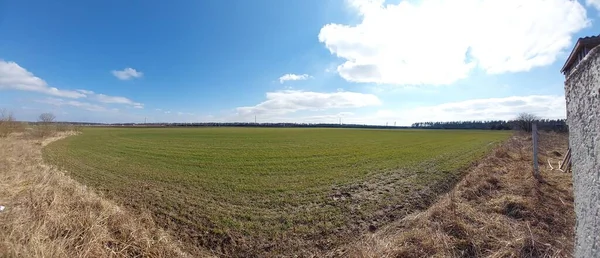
<box><xmin>0</xmin><ymin>109</ymin><xmax>22</xmax><ymax>137</ymax></box>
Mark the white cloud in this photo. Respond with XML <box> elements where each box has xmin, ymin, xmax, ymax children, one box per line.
<box><xmin>319</xmin><ymin>0</ymin><xmax>589</xmax><ymax>85</ymax></box>
<box><xmin>278</xmin><ymin>73</ymin><xmax>312</xmax><ymax>84</ymax></box>
<box><xmin>76</xmin><ymin>89</ymin><xmax>94</xmax><ymax>95</ymax></box>
<box><xmin>36</xmin><ymin>98</ymin><xmax>108</xmax><ymax>112</ymax></box>
<box><xmin>231</xmin><ymin>95</ymin><xmax>564</xmax><ymax>125</ymax></box>
<box><xmin>0</xmin><ymin>60</ymin><xmax>86</xmax><ymax>98</ymax></box>
<box><xmin>370</xmin><ymin>95</ymin><xmax>566</xmax><ymax>125</ymax></box>
<box><xmin>112</xmin><ymin>68</ymin><xmax>143</xmax><ymax>80</ymax></box>
<box><xmin>236</xmin><ymin>90</ymin><xmax>381</xmax><ymax>116</ymax></box>
<box><xmin>95</xmin><ymin>93</ymin><xmax>138</xmax><ymax>105</ymax></box>
<box><xmin>0</xmin><ymin>60</ymin><xmax>144</xmax><ymax>110</ymax></box>
<box><xmin>76</xmin><ymin>90</ymin><xmax>144</xmax><ymax>109</ymax></box>
<box><xmin>301</xmin><ymin>112</ymin><xmax>356</xmax><ymax>123</ymax></box>
<box><xmin>587</xmin><ymin>0</ymin><xmax>600</xmax><ymax>10</ymax></box>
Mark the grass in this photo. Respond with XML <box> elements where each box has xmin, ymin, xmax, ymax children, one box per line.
<box><xmin>0</xmin><ymin>132</ymin><xmax>195</xmax><ymax>258</ymax></box>
<box><xmin>43</xmin><ymin>127</ymin><xmax>510</xmax><ymax>256</ymax></box>
<box><xmin>342</xmin><ymin>132</ymin><xmax>574</xmax><ymax>257</ymax></box>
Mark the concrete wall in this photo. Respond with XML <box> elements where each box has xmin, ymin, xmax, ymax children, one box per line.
<box><xmin>565</xmin><ymin>46</ymin><xmax>600</xmax><ymax>258</ymax></box>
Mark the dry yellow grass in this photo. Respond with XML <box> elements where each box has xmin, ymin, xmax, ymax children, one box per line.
<box><xmin>0</xmin><ymin>132</ymin><xmax>212</xmax><ymax>258</ymax></box>
<box><xmin>335</xmin><ymin>132</ymin><xmax>574</xmax><ymax>258</ymax></box>
<box><xmin>0</xmin><ymin>110</ymin><xmax>25</xmax><ymax>138</ymax></box>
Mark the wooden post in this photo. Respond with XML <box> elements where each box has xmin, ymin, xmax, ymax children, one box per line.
<box><xmin>560</xmin><ymin>148</ymin><xmax>571</xmax><ymax>171</ymax></box>
<box><xmin>532</xmin><ymin>123</ymin><xmax>542</xmax><ymax>181</ymax></box>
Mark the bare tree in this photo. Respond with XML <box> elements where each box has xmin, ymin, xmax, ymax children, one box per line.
<box><xmin>39</xmin><ymin>113</ymin><xmax>56</xmax><ymax>124</ymax></box>
<box><xmin>0</xmin><ymin>109</ymin><xmax>14</xmax><ymax>121</ymax></box>
<box><xmin>34</xmin><ymin>112</ymin><xmax>56</xmax><ymax>137</ymax></box>
<box><xmin>514</xmin><ymin>112</ymin><xmax>539</xmax><ymax>132</ymax></box>
<box><xmin>0</xmin><ymin>109</ymin><xmax>16</xmax><ymax>137</ymax></box>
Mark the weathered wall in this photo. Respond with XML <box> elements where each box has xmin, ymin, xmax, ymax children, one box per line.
<box><xmin>565</xmin><ymin>46</ymin><xmax>600</xmax><ymax>258</ymax></box>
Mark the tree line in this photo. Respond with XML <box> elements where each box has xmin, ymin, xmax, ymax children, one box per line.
<box><xmin>103</xmin><ymin>122</ymin><xmax>413</xmax><ymax>129</ymax></box>
<box><xmin>23</xmin><ymin>111</ymin><xmax>561</xmax><ymax>132</ymax></box>
<box><xmin>411</xmin><ymin>120</ymin><xmax>514</xmax><ymax>130</ymax></box>
<box><xmin>103</xmin><ymin>116</ymin><xmax>566</xmax><ymax>132</ymax></box>
<box><xmin>411</xmin><ymin>115</ymin><xmax>567</xmax><ymax>132</ymax></box>
<box><xmin>2</xmin><ymin>110</ymin><xmax>567</xmax><ymax>136</ymax></box>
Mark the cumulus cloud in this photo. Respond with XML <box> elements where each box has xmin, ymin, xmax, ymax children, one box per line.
<box><xmin>75</xmin><ymin>89</ymin><xmax>94</xmax><ymax>95</ymax></box>
<box><xmin>319</xmin><ymin>0</ymin><xmax>589</xmax><ymax>85</ymax></box>
<box><xmin>0</xmin><ymin>60</ymin><xmax>86</xmax><ymax>98</ymax></box>
<box><xmin>587</xmin><ymin>0</ymin><xmax>600</xmax><ymax>10</ymax></box>
<box><xmin>94</xmin><ymin>93</ymin><xmax>141</xmax><ymax>106</ymax></box>
<box><xmin>236</xmin><ymin>90</ymin><xmax>381</xmax><ymax>116</ymax></box>
<box><xmin>236</xmin><ymin>95</ymin><xmax>565</xmax><ymax>125</ymax></box>
<box><xmin>372</xmin><ymin>95</ymin><xmax>566</xmax><ymax>125</ymax></box>
<box><xmin>278</xmin><ymin>73</ymin><xmax>312</xmax><ymax>83</ymax></box>
<box><xmin>36</xmin><ymin>98</ymin><xmax>108</xmax><ymax>112</ymax></box>
<box><xmin>75</xmin><ymin>90</ymin><xmax>144</xmax><ymax>109</ymax></box>
<box><xmin>300</xmin><ymin>112</ymin><xmax>356</xmax><ymax>123</ymax></box>
<box><xmin>0</xmin><ymin>60</ymin><xmax>144</xmax><ymax>111</ymax></box>
<box><xmin>112</xmin><ymin>67</ymin><xmax>143</xmax><ymax>80</ymax></box>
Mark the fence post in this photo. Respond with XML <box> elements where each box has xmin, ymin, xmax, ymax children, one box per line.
<box><xmin>532</xmin><ymin>123</ymin><xmax>542</xmax><ymax>182</ymax></box>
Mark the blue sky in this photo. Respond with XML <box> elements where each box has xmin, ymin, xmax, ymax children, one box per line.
<box><xmin>1</xmin><ymin>0</ymin><xmax>599</xmax><ymax>125</ymax></box>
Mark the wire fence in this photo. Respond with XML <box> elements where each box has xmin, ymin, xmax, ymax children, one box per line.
<box><xmin>532</xmin><ymin>122</ymin><xmax>571</xmax><ymax>183</ymax></box>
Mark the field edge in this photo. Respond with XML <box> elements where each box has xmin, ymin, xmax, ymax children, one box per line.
<box><xmin>0</xmin><ymin>132</ymin><xmax>212</xmax><ymax>258</ymax></box>
<box><xmin>335</xmin><ymin>132</ymin><xmax>574</xmax><ymax>257</ymax></box>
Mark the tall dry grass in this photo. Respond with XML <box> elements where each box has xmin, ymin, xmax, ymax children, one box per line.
<box><xmin>28</xmin><ymin>123</ymin><xmax>82</xmax><ymax>138</ymax></box>
<box><xmin>0</xmin><ymin>109</ymin><xmax>25</xmax><ymax>138</ymax></box>
<box><xmin>335</xmin><ymin>132</ymin><xmax>574</xmax><ymax>258</ymax></box>
<box><xmin>0</xmin><ymin>132</ymin><xmax>212</xmax><ymax>257</ymax></box>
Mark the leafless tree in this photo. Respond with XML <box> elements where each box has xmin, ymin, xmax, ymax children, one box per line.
<box><xmin>39</xmin><ymin>113</ymin><xmax>56</xmax><ymax>124</ymax></box>
<box><xmin>0</xmin><ymin>109</ymin><xmax>16</xmax><ymax>137</ymax></box>
<box><xmin>0</xmin><ymin>109</ymin><xmax>14</xmax><ymax>121</ymax></box>
<box><xmin>34</xmin><ymin>112</ymin><xmax>56</xmax><ymax>137</ymax></box>
<box><xmin>514</xmin><ymin>112</ymin><xmax>539</xmax><ymax>132</ymax></box>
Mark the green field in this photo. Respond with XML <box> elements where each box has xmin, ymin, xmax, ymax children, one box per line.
<box><xmin>43</xmin><ymin>127</ymin><xmax>510</xmax><ymax>256</ymax></box>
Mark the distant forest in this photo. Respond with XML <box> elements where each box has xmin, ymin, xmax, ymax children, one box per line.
<box><xmin>410</xmin><ymin>119</ymin><xmax>567</xmax><ymax>132</ymax></box>
<box><xmin>64</xmin><ymin>118</ymin><xmax>567</xmax><ymax>132</ymax></box>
